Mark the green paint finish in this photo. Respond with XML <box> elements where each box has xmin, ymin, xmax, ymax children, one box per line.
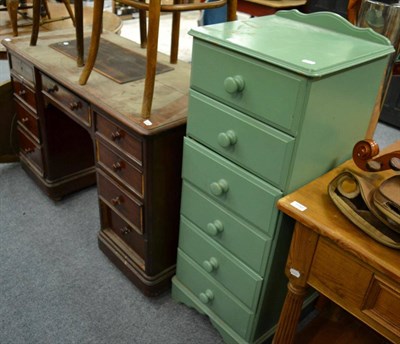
<box><xmin>180</xmin><ymin>182</ymin><xmax>272</xmax><ymax>274</ymax></box>
<box><xmin>179</xmin><ymin>217</ymin><xmax>263</xmax><ymax>310</ymax></box>
<box><xmin>190</xmin><ymin>40</ymin><xmax>306</xmax><ymax>134</ymax></box>
<box><xmin>176</xmin><ymin>250</ymin><xmax>254</xmax><ymax>339</ymax></box>
<box><xmin>190</xmin><ymin>10</ymin><xmax>394</xmax><ymax>77</ymax></box>
<box><xmin>187</xmin><ymin>90</ymin><xmax>295</xmax><ymax>189</ymax></box>
<box><xmin>182</xmin><ymin>138</ymin><xmax>282</xmax><ymax>234</ymax></box>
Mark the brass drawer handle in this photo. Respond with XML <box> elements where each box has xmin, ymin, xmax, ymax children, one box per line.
<box><xmin>111</xmin><ymin>130</ymin><xmax>122</xmax><ymax>141</ymax></box>
<box><xmin>210</xmin><ymin>179</ymin><xmax>229</xmax><ymax>196</ymax></box>
<box><xmin>199</xmin><ymin>289</ymin><xmax>214</xmax><ymax>304</ymax></box>
<box><xmin>111</xmin><ymin>196</ymin><xmax>122</xmax><ymax>206</ymax></box>
<box><xmin>224</xmin><ymin>75</ymin><xmax>245</xmax><ymax>94</ymax></box>
<box><xmin>112</xmin><ymin>161</ymin><xmax>123</xmax><ymax>171</ymax></box>
<box><xmin>119</xmin><ymin>226</ymin><xmax>131</xmax><ymax>235</ymax></box>
<box><xmin>202</xmin><ymin>257</ymin><xmax>219</xmax><ymax>273</ymax></box>
<box><xmin>46</xmin><ymin>84</ymin><xmax>59</xmax><ymax>93</ymax></box>
<box><xmin>21</xmin><ymin>117</ymin><xmax>29</xmax><ymax>124</ymax></box>
<box><xmin>206</xmin><ymin>220</ymin><xmax>224</xmax><ymax>236</ymax></box>
<box><xmin>69</xmin><ymin>101</ymin><xmax>82</xmax><ymax>111</ymax></box>
<box><xmin>18</xmin><ymin>89</ymin><xmax>26</xmax><ymax>96</ymax></box>
<box><xmin>217</xmin><ymin>130</ymin><xmax>237</xmax><ymax>148</ymax></box>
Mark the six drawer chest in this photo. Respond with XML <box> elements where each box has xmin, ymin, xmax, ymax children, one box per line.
<box><xmin>171</xmin><ymin>10</ymin><xmax>394</xmax><ymax>343</ymax></box>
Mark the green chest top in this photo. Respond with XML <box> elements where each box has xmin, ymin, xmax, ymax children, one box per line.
<box><xmin>189</xmin><ymin>10</ymin><xmax>394</xmax><ymax>77</ymax></box>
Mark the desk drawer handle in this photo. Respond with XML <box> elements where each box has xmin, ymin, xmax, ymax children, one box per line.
<box><xmin>69</xmin><ymin>101</ymin><xmax>82</xmax><ymax>111</ymax></box>
<box><xmin>119</xmin><ymin>226</ymin><xmax>131</xmax><ymax>235</ymax></box>
<box><xmin>111</xmin><ymin>196</ymin><xmax>122</xmax><ymax>206</ymax></box>
<box><xmin>18</xmin><ymin>89</ymin><xmax>26</xmax><ymax>96</ymax></box>
<box><xmin>210</xmin><ymin>179</ymin><xmax>229</xmax><ymax>196</ymax></box>
<box><xmin>46</xmin><ymin>85</ymin><xmax>59</xmax><ymax>94</ymax></box>
<box><xmin>112</xmin><ymin>161</ymin><xmax>123</xmax><ymax>171</ymax></box>
<box><xmin>218</xmin><ymin>130</ymin><xmax>237</xmax><ymax>148</ymax></box>
<box><xmin>202</xmin><ymin>257</ymin><xmax>219</xmax><ymax>273</ymax></box>
<box><xmin>111</xmin><ymin>130</ymin><xmax>122</xmax><ymax>141</ymax></box>
<box><xmin>224</xmin><ymin>75</ymin><xmax>245</xmax><ymax>94</ymax></box>
<box><xmin>199</xmin><ymin>289</ymin><xmax>214</xmax><ymax>304</ymax></box>
<box><xmin>23</xmin><ymin>147</ymin><xmax>33</xmax><ymax>154</ymax></box>
<box><xmin>21</xmin><ymin>117</ymin><xmax>29</xmax><ymax>124</ymax></box>
<box><xmin>206</xmin><ymin>220</ymin><xmax>224</xmax><ymax>236</ymax></box>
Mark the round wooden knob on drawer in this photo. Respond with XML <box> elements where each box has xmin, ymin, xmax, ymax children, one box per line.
<box><xmin>119</xmin><ymin>226</ymin><xmax>131</xmax><ymax>235</ymax></box>
<box><xmin>46</xmin><ymin>85</ymin><xmax>59</xmax><ymax>93</ymax></box>
<box><xmin>210</xmin><ymin>179</ymin><xmax>229</xmax><ymax>196</ymax></box>
<box><xmin>111</xmin><ymin>130</ymin><xmax>122</xmax><ymax>141</ymax></box>
<box><xmin>206</xmin><ymin>220</ymin><xmax>224</xmax><ymax>236</ymax></box>
<box><xmin>224</xmin><ymin>75</ymin><xmax>245</xmax><ymax>94</ymax></box>
<box><xmin>217</xmin><ymin>130</ymin><xmax>237</xmax><ymax>148</ymax></box>
<box><xmin>112</xmin><ymin>161</ymin><xmax>123</xmax><ymax>171</ymax></box>
<box><xmin>18</xmin><ymin>90</ymin><xmax>26</xmax><ymax>96</ymax></box>
<box><xmin>202</xmin><ymin>257</ymin><xmax>219</xmax><ymax>272</ymax></box>
<box><xmin>21</xmin><ymin>117</ymin><xmax>29</xmax><ymax>124</ymax></box>
<box><xmin>24</xmin><ymin>147</ymin><xmax>33</xmax><ymax>154</ymax></box>
<box><xmin>111</xmin><ymin>196</ymin><xmax>122</xmax><ymax>206</ymax></box>
<box><xmin>199</xmin><ymin>289</ymin><xmax>214</xmax><ymax>304</ymax></box>
<box><xmin>69</xmin><ymin>101</ymin><xmax>82</xmax><ymax>111</ymax></box>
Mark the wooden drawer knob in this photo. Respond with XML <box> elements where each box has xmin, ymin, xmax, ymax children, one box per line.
<box><xmin>23</xmin><ymin>147</ymin><xmax>33</xmax><ymax>154</ymax></box>
<box><xmin>69</xmin><ymin>101</ymin><xmax>82</xmax><ymax>111</ymax></box>
<box><xmin>111</xmin><ymin>196</ymin><xmax>122</xmax><ymax>206</ymax></box>
<box><xmin>119</xmin><ymin>226</ymin><xmax>131</xmax><ymax>235</ymax></box>
<box><xmin>210</xmin><ymin>179</ymin><xmax>229</xmax><ymax>196</ymax></box>
<box><xmin>18</xmin><ymin>89</ymin><xmax>26</xmax><ymax>96</ymax></box>
<box><xmin>199</xmin><ymin>289</ymin><xmax>214</xmax><ymax>304</ymax></box>
<box><xmin>111</xmin><ymin>130</ymin><xmax>122</xmax><ymax>141</ymax></box>
<box><xmin>206</xmin><ymin>220</ymin><xmax>224</xmax><ymax>236</ymax></box>
<box><xmin>202</xmin><ymin>257</ymin><xmax>219</xmax><ymax>272</ymax></box>
<box><xmin>46</xmin><ymin>85</ymin><xmax>59</xmax><ymax>93</ymax></box>
<box><xmin>218</xmin><ymin>130</ymin><xmax>237</xmax><ymax>148</ymax></box>
<box><xmin>21</xmin><ymin>117</ymin><xmax>29</xmax><ymax>124</ymax></box>
<box><xmin>224</xmin><ymin>75</ymin><xmax>245</xmax><ymax>94</ymax></box>
<box><xmin>112</xmin><ymin>161</ymin><xmax>123</xmax><ymax>171</ymax></box>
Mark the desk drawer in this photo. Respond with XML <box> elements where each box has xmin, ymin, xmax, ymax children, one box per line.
<box><xmin>96</xmin><ymin>114</ymin><xmax>143</xmax><ymax>166</ymax></box>
<box><xmin>96</xmin><ymin>140</ymin><xmax>144</xmax><ymax>198</ymax></box>
<box><xmin>107</xmin><ymin>208</ymin><xmax>146</xmax><ymax>263</ymax></box>
<box><xmin>187</xmin><ymin>90</ymin><xmax>294</xmax><ymax>189</ymax></box>
<box><xmin>10</xmin><ymin>54</ymin><xmax>35</xmax><ymax>85</ymax></box>
<box><xmin>17</xmin><ymin>127</ymin><xmax>43</xmax><ymax>174</ymax></box>
<box><xmin>181</xmin><ymin>182</ymin><xmax>271</xmax><ymax>274</ymax></box>
<box><xmin>97</xmin><ymin>170</ymin><xmax>144</xmax><ymax>235</ymax></box>
<box><xmin>176</xmin><ymin>249</ymin><xmax>254</xmax><ymax>339</ymax></box>
<box><xmin>191</xmin><ymin>40</ymin><xmax>305</xmax><ymax>134</ymax></box>
<box><xmin>41</xmin><ymin>74</ymin><xmax>91</xmax><ymax>127</ymax></box>
<box><xmin>15</xmin><ymin>101</ymin><xmax>40</xmax><ymax>142</ymax></box>
<box><xmin>179</xmin><ymin>216</ymin><xmax>262</xmax><ymax>310</ymax></box>
<box><xmin>182</xmin><ymin>138</ymin><xmax>281</xmax><ymax>234</ymax></box>
<box><xmin>12</xmin><ymin>78</ymin><xmax>37</xmax><ymax>111</ymax></box>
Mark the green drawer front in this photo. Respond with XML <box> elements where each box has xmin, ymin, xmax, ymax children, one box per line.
<box><xmin>187</xmin><ymin>90</ymin><xmax>295</xmax><ymax>189</ymax></box>
<box><xmin>180</xmin><ymin>181</ymin><xmax>271</xmax><ymax>274</ymax></box>
<box><xmin>176</xmin><ymin>249</ymin><xmax>254</xmax><ymax>339</ymax></box>
<box><xmin>190</xmin><ymin>40</ymin><xmax>306</xmax><ymax>134</ymax></box>
<box><xmin>182</xmin><ymin>138</ymin><xmax>282</xmax><ymax>234</ymax></box>
<box><xmin>179</xmin><ymin>216</ymin><xmax>263</xmax><ymax>310</ymax></box>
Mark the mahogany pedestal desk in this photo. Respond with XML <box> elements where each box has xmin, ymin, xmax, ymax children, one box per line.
<box><xmin>1</xmin><ymin>30</ymin><xmax>190</xmax><ymax>296</ymax></box>
<box><xmin>273</xmin><ymin>141</ymin><xmax>400</xmax><ymax>344</ymax></box>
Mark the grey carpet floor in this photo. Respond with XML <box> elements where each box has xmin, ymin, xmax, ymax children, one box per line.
<box><xmin>0</xmin><ymin>163</ymin><xmax>224</xmax><ymax>344</ymax></box>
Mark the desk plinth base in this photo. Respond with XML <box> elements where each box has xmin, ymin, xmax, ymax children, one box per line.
<box><xmin>98</xmin><ymin>228</ymin><xmax>175</xmax><ymax>297</ymax></box>
<box><xmin>20</xmin><ymin>156</ymin><xmax>96</xmax><ymax>201</ymax></box>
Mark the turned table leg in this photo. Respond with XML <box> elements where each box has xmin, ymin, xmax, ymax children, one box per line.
<box><xmin>7</xmin><ymin>0</ymin><xmax>19</xmax><ymax>36</ymax></box>
<box><xmin>272</xmin><ymin>222</ymin><xmax>319</xmax><ymax>344</ymax></box>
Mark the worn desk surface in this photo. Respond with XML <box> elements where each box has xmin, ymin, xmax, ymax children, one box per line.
<box><xmin>273</xmin><ymin>141</ymin><xmax>400</xmax><ymax>344</ymax></box>
<box><xmin>2</xmin><ymin>29</ymin><xmax>190</xmax><ymax>134</ymax></box>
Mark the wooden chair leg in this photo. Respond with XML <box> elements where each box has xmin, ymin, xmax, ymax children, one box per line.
<box><xmin>139</xmin><ymin>9</ymin><xmax>147</xmax><ymax>49</ymax></box>
<box><xmin>30</xmin><ymin>0</ymin><xmax>41</xmax><ymax>45</ymax></box>
<box><xmin>141</xmin><ymin>0</ymin><xmax>161</xmax><ymax>119</ymax></box>
<box><xmin>79</xmin><ymin>0</ymin><xmax>104</xmax><ymax>85</ymax></box>
<box><xmin>74</xmin><ymin>0</ymin><xmax>83</xmax><ymax>67</ymax></box>
<box><xmin>6</xmin><ymin>0</ymin><xmax>19</xmax><ymax>37</ymax></box>
<box><xmin>62</xmin><ymin>0</ymin><xmax>76</xmax><ymax>26</ymax></box>
<box><xmin>227</xmin><ymin>0</ymin><xmax>237</xmax><ymax>21</ymax></box>
<box><xmin>42</xmin><ymin>0</ymin><xmax>51</xmax><ymax>19</ymax></box>
<box><xmin>170</xmin><ymin>11</ymin><xmax>180</xmax><ymax>64</ymax></box>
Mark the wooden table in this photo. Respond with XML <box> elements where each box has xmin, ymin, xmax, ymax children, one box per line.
<box><xmin>273</xmin><ymin>141</ymin><xmax>400</xmax><ymax>344</ymax></box>
<box><xmin>237</xmin><ymin>0</ymin><xmax>306</xmax><ymax>17</ymax></box>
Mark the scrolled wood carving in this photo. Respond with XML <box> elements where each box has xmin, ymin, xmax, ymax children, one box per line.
<box><xmin>353</xmin><ymin>139</ymin><xmax>400</xmax><ymax>172</ymax></box>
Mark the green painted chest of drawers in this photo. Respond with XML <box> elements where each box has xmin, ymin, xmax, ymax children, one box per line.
<box><xmin>172</xmin><ymin>10</ymin><xmax>394</xmax><ymax>344</ymax></box>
